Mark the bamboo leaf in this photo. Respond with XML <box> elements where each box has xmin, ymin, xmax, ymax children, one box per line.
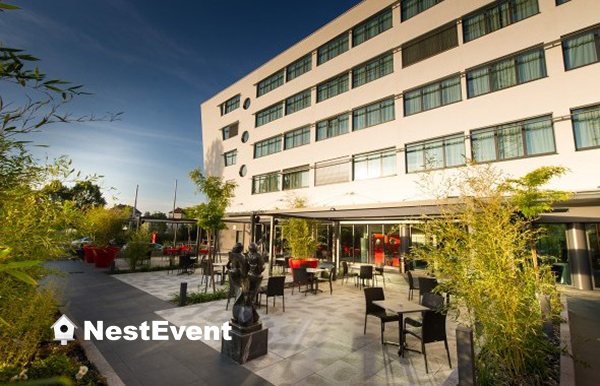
<box><xmin>5</xmin><ymin>269</ymin><xmax>38</xmax><ymax>285</ymax></box>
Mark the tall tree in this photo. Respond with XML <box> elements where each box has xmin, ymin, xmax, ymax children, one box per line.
<box><xmin>189</xmin><ymin>169</ymin><xmax>236</xmax><ymax>292</ymax></box>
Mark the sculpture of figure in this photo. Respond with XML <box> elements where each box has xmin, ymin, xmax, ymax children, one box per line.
<box><xmin>247</xmin><ymin>242</ymin><xmax>265</xmax><ymax>278</ymax></box>
<box><xmin>228</xmin><ymin>243</ymin><xmax>264</xmax><ymax>327</ymax></box>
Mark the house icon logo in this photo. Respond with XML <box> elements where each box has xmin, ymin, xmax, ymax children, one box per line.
<box><xmin>51</xmin><ymin>314</ymin><xmax>77</xmax><ymax>345</ymax></box>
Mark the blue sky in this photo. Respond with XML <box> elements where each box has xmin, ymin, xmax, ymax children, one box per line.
<box><xmin>1</xmin><ymin>0</ymin><xmax>360</xmax><ymax>213</ymax></box>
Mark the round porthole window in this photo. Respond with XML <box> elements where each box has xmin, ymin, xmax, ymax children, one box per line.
<box><xmin>243</xmin><ymin>98</ymin><xmax>251</xmax><ymax>110</ymax></box>
<box><xmin>241</xmin><ymin>131</ymin><xmax>249</xmax><ymax>143</ymax></box>
<box><xmin>239</xmin><ymin>165</ymin><xmax>247</xmax><ymax>177</ymax></box>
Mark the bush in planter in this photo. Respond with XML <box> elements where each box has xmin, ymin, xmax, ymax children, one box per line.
<box><xmin>83</xmin><ymin>207</ymin><xmax>128</xmax><ymax>266</ymax></box>
<box><xmin>281</xmin><ymin>197</ymin><xmax>318</xmax><ymax>268</ymax></box>
<box><xmin>410</xmin><ymin>165</ymin><xmax>567</xmax><ymax>385</ymax></box>
<box><xmin>123</xmin><ymin>228</ymin><xmax>152</xmax><ymax>272</ymax></box>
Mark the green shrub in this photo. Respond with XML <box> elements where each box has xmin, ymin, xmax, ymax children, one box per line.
<box><xmin>84</xmin><ymin>207</ymin><xmax>128</xmax><ymax>247</ymax></box>
<box><xmin>172</xmin><ymin>288</ymin><xmax>228</xmax><ymax>305</ymax></box>
<box><xmin>123</xmin><ymin>228</ymin><xmax>152</xmax><ymax>272</ymax></box>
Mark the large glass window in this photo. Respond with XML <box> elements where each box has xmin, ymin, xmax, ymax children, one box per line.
<box><xmin>257</xmin><ymin>70</ymin><xmax>284</xmax><ymax>97</ymax></box>
<box><xmin>352</xmin><ymin>52</ymin><xmax>394</xmax><ymax>88</ymax></box>
<box><xmin>463</xmin><ymin>0</ymin><xmax>539</xmax><ymax>42</ymax></box>
<box><xmin>572</xmin><ymin>104</ymin><xmax>600</xmax><ymax>150</ymax></box>
<box><xmin>317</xmin><ymin>73</ymin><xmax>349</xmax><ymax>102</ymax></box>
<box><xmin>221</xmin><ymin>122</ymin><xmax>239</xmax><ymax>140</ymax></box>
<box><xmin>221</xmin><ymin>95</ymin><xmax>240</xmax><ymax>115</ymax></box>
<box><xmin>255</xmin><ymin>103</ymin><xmax>283</xmax><ymax>127</ymax></box>
<box><xmin>471</xmin><ymin>115</ymin><xmax>555</xmax><ymax>162</ymax></box>
<box><xmin>562</xmin><ymin>27</ymin><xmax>600</xmax><ymax>70</ymax></box>
<box><xmin>352</xmin><ymin>8</ymin><xmax>393</xmax><ymax>47</ymax></box>
<box><xmin>317</xmin><ymin>33</ymin><xmax>349</xmax><ymax>65</ymax></box>
<box><xmin>402</xmin><ymin>23</ymin><xmax>458</xmax><ymax>67</ymax></box>
<box><xmin>254</xmin><ymin>136</ymin><xmax>282</xmax><ymax>158</ymax></box>
<box><xmin>353</xmin><ymin>149</ymin><xmax>397</xmax><ymax>181</ymax></box>
<box><xmin>466</xmin><ymin>47</ymin><xmax>546</xmax><ymax>98</ymax></box>
<box><xmin>353</xmin><ymin>98</ymin><xmax>395</xmax><ymax>131</ymax></box>
<box><xmin>285</xmin><ymin>89</ymin><xmax>311</xmax><ymax>115</ymax></box>
<box><xmin>404</xmin><ymin>75</ymin><xmax>461</xmax><ymax>116</ymax></box>
<box><xmin>286</xmin><ymin>54</ymin><xmax>312</xmax><ymax>81</ymax></box>
<box><xmin>284</xmin><ymin>126</ymin><xmax>310</xmax><ymax>150</ymax></box>
<box><xmin>401</xmin><ymin>0</ymin><xmax>444</xmax><ymax>22</ymax></box>
<box><xmin>282</xmin><ymin>168</ymin><xmax>309</xmax><ymax>190</ymax></box>
<box><xmin>252</xmin><ymin>173</ymin><xmax>280</xmax><ymax>194</ymax></box>
<box><xmin>315</xmin><ymin>157</ymin><xmax>350</xmax><ymax>186</ymax></box>
<box><xmin>406</xmin><ymin>134</ymin><xmax>465</xmax><ymax>173</ymax></box>
<box><xmin>223</xmin><ymin>150</ymin><xmax>237</xmax><ymax>167</ymax></box>
<box><xmin>316</xmin><ymin>114</ymin><xmax>349</xmax><ymax>141</ymax></box>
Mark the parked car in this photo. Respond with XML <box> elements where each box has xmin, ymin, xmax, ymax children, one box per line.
<box><xmin>120</xmin><ymin>243</ymin><xmax>163</xmax><ymax>252</ymax></box>
<box><xmin>70</xmin><ymin>237</ymin><xmax>90</xmax><ymax>249</ymax></box>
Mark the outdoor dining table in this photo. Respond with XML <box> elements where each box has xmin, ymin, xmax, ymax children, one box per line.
<box><xmin>372</xmin><ymin>299</ymin><xmax>429</xmax><ymax>356</ymax></box>
<box><xmin>306</xmin><ymin>267</ymin><xmax>327</xmax><ymax>294</ymax></box>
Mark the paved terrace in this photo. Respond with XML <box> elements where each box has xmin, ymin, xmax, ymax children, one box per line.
<box><xmin>116</xmin><ymin>268</ymin><xmax>458</xmax><ymax>386</ymax></box>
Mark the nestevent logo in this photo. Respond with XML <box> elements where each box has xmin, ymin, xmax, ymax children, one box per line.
<box><xmin>51</xmin><ymin>314</ymin><xmax>232</xmax><ymax>344</ymax></box>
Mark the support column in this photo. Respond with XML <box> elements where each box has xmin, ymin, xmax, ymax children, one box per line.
<box><xmin>333</xmin><ymin>222</ymin><xmax>340</xmax><ymax>273</ymax></box>
<box><xmin>399</xmin><ymin>225</ymin><xmax>411</xmax><ymax>273</ymax></box>
<box><xmin>268</xmin><ymin>216</ymin><xmax>275</xmax><ymax>276</ymax></box>
<box><xmin>566</xmin><ymin>223</ymin><xmax>593</xmax><ymax>291</ymax></box>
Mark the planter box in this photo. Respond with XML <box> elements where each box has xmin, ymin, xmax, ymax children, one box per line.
<box><xmin>84</xmin><ymin>246</ymin><xmax>119</xmax><ymax>268</ymax></box>
<box><xmin>83</xmin><ymin>246</ymin><xmax>95</xmax><ymax>263</ymax></box>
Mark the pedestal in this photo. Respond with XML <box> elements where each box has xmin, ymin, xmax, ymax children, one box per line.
<box><xmin>221</xmin><ymin>322</ymin><xmax>268</xmax><ymax>364</ymax></box>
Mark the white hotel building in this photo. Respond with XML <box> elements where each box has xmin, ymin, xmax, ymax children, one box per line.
<box><xmin>200</xmin><ymin>0</ymin><xmax>600</xmax><ymax>290</ymax></box>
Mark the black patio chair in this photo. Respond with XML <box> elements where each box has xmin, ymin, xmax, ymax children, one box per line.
<box><xmin>374</xmin><ymin>265</ymin><xmax>386</xmax><ymax>288</ymax></box>
<box><xmin>318</xmin><ymin>267</ymin><xmax>336</xmax><ymax>294</ymax></box>
<box><xmin>177</xmin><ymin>254</ymin><xmax>196</xmax><ymax>275</ymax></box>
<box><xmin>340</xmin><ymin>261</ymin><xmax>358</xmax><ymax>285</ymax></box>
<box><xmin>359</xmin><ymin>265</ymin><xmax>374</xmax><ymax>288</ymax></box>
<box><xmin>402</xmin><ymin>293</ymin><xmax>451</xmax><ymax>373</ymax></box>
<box><xmin>363</xmin><ymin>287</ymin><xmax>400</xmax><ymax>344</ymax></box>
<box><xmin>418</xmin><ymin>277</ymin><xmax>438</xmax><ymax>304</ymax></box>
<box><xmin>406</xmin><ymin>270</ymin><xmax>419</xmax><ymax>301</ymax></box>
<box><xmin>258</xmin><ymin>276</ymin><xmax>286</xmax><ymax>314</ymax></box>
<box><xmin>291</xmin><ymin>267</ymin><xmax>313</xmax><ymax>296</ymax></box>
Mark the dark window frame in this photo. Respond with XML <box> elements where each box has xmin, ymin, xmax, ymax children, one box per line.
<box><xmin>317</xmin><ymin>32</ymin><xmax>350</xmax><ymax>66</ymax></box>
<box><xmin>285</xmin><ymin>89</ymin><xmax>312</xmax><ymax>115</ymax></box>
<box><xmin>317</xmin><ymin>72</ymin><xmax>350</xmax><ymax>102</ymax></box>
<box><xmin>286</xmin><ymin>54</ymin><xmax>312</xmax><ymax>82</ymax></box>
<box><xmin>221</xmin><ymin>94</ymin><xmax>240</xmax><ymax>116</ymax></box>
<box><xmin>561</xmin><ymin>25</ymin><xmax>600</xmax><ymax>71</ymax></box>
<box><xmin>352</xmin><ymin>97</ymin><xmax>396</xmax><ymax>131</ymax></box>
<box><xmin>257</xmin><ymin>70</ymin><xmax>285</xmax><ymax>97</ymax></box>
<box><xmin>401</xmin><ymin>0</ymin><xmax>445</xmax><ymax>22</ymax></box>
<box><xmin>352</xmin><ymin>8</ymin><xmax>393</xmax><ymax>47</ymax></box>
<box><xmin>223</xmin><ymin>149</ymin><xmax>237</xmax><ymax>167</ymax></box>
<box><xmin>352</xmin><ymin>51</ymin><xmax>394</xmax><ymax>88</ymax></box>
<box><xmin>570</xmin><ymin>103</ymin><xmax>600</xmax><ymax>151</ymax></box>
<box><xmin>255</xmin><ymin>102</ymin><xmax>284</xmax><ymax>127</ymax></box>
<box><xmin>252</xmin><ymin>172</ymin><xmax>281</xmax><ymax>194</ymax></box>
<box><xmin>316</xmin><ymin>113</ymin><xmax>350</xmax><ymax>141</ymax></box>
<box><xmin>253</xmin><ymin>135</ymin><xmax>282</xmax><ymax>159</ymax></box>
<box><xmin>284</xmin><ymin>126</ymin><xmax>311</xmax><ymax>150</ymax></box>
<box><xmin>403</xmin><ymin>74</ymin><xmax>462</xmax><ymax>116</ymax></box>
<box><xmin>402</xmin><ymin>22</ymin><xmax>459</xmax><ymax>68</ymax></box>
<box><xmin>282</xmin><ymin>167</ymin><xmax>310</xmax><ymax>191</ymax></box>
<box><xmin>221</xmin><ymin>122</ymin><xmax>239</xmax><ymax>140</ymax></box>
<box><xmin>405</xmin><ymin>133</ymin><xmax>466</xmax><ymax>173</ymax></box>
<box><xmin>352</xmin><ymin>148</ymin><xmax>397</xmax><ymax>181</ymax></box>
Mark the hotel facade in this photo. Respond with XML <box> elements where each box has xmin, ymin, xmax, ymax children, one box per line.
<box><xmin>200</xmin><ymin>0</ymin><xmax>600</xmax><ymax>290</ymax></box>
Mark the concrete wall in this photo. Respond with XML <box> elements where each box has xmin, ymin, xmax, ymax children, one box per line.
<box><xmin>201</xmin><ymin>0</ymin><xmax>600</xmax><ymax>213</ymax></box>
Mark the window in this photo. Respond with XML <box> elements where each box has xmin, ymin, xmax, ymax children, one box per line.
<box><xmin>352</xmin><ymin>52</ymin><xmax>394</xmax><ymax>88</ymax></box>
<box><xmin>406</xmin><ymin>134</ymin><xmax>465</xmax><ymax>173</ymax></box>
<box><xmin>466</xmin><ymin>47</ymin><xmax>546</xmax><ymax>98</ymax></box>
<box><xmin>404</xmin><ymin>75</ymin><xmax>461</xmax><ymax>116</ymax></box>
<box><xmin>221</xmin><ymin>95</ymin><xmax>240</xmax><ymax>115</ymax></box>
<box><xmin>254</xmin><ymin>136</ymin><xmax>282</xmax><ymax>158</ymax></box>
<box><xmin>284</xmin><ymin>126</ymin><xmax>310</xmax><ymax>150</ymax></box>
<box><xmin>282</xmin><ymin>167</ymin><xmax>309</xmax><ymax>190</ymax></box>
<box><xmin>224</xmin><ymin>150</ymin><xmax>237</xmax><ymax>167</ymax></box>
<box><xmin>318</xmin><ymin>33</ymin><xmax>349</xmax><ymax>65</ymax></box>
<box><xmin>471</xmin><ymin>115</ymin><xmax>555</xmax><ymax>162</ymax></box>
<box><xmin>316</xmin><ymin>114</ymin><xmax>349</xmax><ymax>141</ymax></box>
<box><xmin>285</xmin><ymin>89</ymin><xmax>311</xmax><ymax>115</ymax></box>
<box><xmin>572</xmin><ymin>104</ymin><xmax>600</xmax><ymax>150</ymax></box>
<box><xmin>353</xmin><ymin>149</ymin><xmax>397</xmax><ymax>181</ymax></box>
<box><xmin>221</xmin><ymin>122</ymin><xmax>239</xmax><ymax>140</ymax></box>
<box><xmin>286</xmin><ymin>54</ymin><xmax>312</xmax><ymax>81</ymax></box>
<box><xmin>463</xmin><ymin>0</ymin><xmax>539</xmax><ymax>43</ymax></box>
<box><xmin>401</xmin><ymin>0</ymin><xmax>444</xmax><ymax>22</ymax></box>
<box><xmin>402</xmin><ymin>22</ymin><xmax>458</xmax><ymax>67</ymax></box>
<box><xmin>317</xmin><ymin>73</ymin><xmax>349</xmax><ymax>102</ymax></box>
<box><xmin>252</xmin><ymin>173</ymin><xmax>280</xmax><ymax>194</ymax></box>
<box><xmin>255</xmin><ymin>103</ymin><xmax>283</xmax><ymax>127</ymax></box>
<box><xmin>315</xmin><ymin>157</ymin><xmax>350</xmax><ymax>186</ymax></box>
<box><xmin>257</xmin><ymin>70</ymin><xmax>284</xmax><ymax>97</ymax></box>
<box><xmin>562</xmin><ymin>26</ymin><xmax>600</xmax><ymax>70</ymax></box>
<box><xmin>353</xmin><ymin>98</ymin><xmax>395</xmax><ymax>131</ymax></box>
<box><xmin>352</xmin><ymin>8</ymin><xmax>393</xmax><ymax>47</ymax></box>
<box><xmin>556</xmin><ymin>0</ymin><xmax>571</xmax><ymax>4</ymax></box>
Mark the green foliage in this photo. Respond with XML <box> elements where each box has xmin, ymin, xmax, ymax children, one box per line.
<box><xmin>188</xmin><ymin>169</ymin><xmax>236</xmax><ymax>233</ymax></box>
<box><xmin>281</xmin><ymin>196</ymin><xmax>318</xmax><ymax>259</ymax></box>
<box><xmin>171</xmin><ymin>288</ymin><xmax>228</xmax><ymax>305</ymax></box>
<box><xmin>45</xmin><ymin>181</ymin><xmax>107</xmax><ymax>209</ymax></box>
<box><xmin>123</xmin><ymin>228</ymin><xmax>152</xmax><ymax>272</ymax></box>
<box><xmin>83</xmin><ymin>206</ymin><xmax>128</xmax><ymax>246</ymax></box>
<box><xmin>411</xmin><ymin>165</ymin><xmax>565</xmax><ymax>385</ymax></box>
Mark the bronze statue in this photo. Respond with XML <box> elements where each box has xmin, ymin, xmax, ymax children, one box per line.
<box><xmin>228</xmin><ymin>243</ymin><xmax>264</xmax><ymax>327</ymax></box>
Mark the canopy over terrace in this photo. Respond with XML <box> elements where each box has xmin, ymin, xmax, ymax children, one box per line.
<box><xmin>224</xmin><ymin>191</ymin><xmax>600</xmax><ymax>291</ymax></box>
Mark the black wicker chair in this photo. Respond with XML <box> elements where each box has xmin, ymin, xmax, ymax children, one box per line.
<box><xmin>258</xmin><ymin>276</ymin><xmax>286</xmax><ymax>314</ymax></box>
<box><xmin>363</xmin><ymin>287</ymin><xmax>400</xmax><ymax>344</ymax></box>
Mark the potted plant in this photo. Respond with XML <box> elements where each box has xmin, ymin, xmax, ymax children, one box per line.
<box><xmin>281</xmin><ymin>197</ymin><xmax>318</xmax><ymax>272</ymax></box>
<box><xmin>83</xmin><ymin>206</ymin><xmax>128</xmax><ymax>267</ymax></box>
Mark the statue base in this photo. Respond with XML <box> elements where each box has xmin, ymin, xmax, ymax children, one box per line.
<box><xmin>221</xmin><ymin>321</ymin><xmax>268</xmax><ymax>364</ymax></box>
